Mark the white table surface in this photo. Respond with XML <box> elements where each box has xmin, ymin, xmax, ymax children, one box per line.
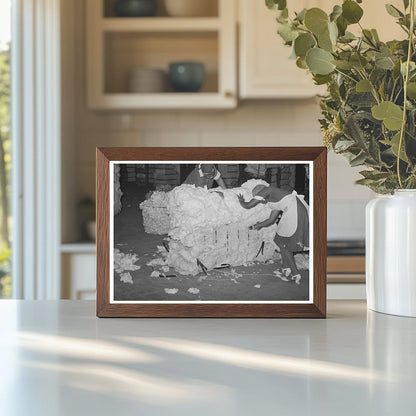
<box><xmin>0</xmin><ymin>300</ymin><xmax>415</xmax><ymax>416</ymax></box>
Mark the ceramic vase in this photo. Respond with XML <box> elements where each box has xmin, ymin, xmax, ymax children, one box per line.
<box><xmin>366</xmin><ymin>190</ymin><xmax>416</xmax><ymax>317</ymax></box>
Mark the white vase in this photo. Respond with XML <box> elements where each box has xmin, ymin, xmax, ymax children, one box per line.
<box><xmin>366</xmin><ymin>190</ymin><xmax>416</xmax><ymax>317</ymax></box>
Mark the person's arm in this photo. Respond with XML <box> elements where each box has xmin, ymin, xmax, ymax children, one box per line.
<box><xmin>215</xmin><ymin>176</ymin><xmax>226</xmax><ymax>189</ymax></box>
<box><xmin>250</xmin><ymin>210</ymin><xmax>281</xmax><ymax>230</ymax></box>
<box><xmin>237</xmin><ymin>194</ymin><xmax>266</xmax><ymax>209</ymax></box>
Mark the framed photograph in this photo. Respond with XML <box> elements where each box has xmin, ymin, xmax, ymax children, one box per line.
<box><xmin>96</xmin><ymin>147</ymin><xmax>327</xmax><ymax>317</ymax></box>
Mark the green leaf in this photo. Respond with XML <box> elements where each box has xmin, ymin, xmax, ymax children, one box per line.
<box><xmin>328</xmin><ymin>21</ymin><xmax>338</xmax><ymax>44</ymax></box>
<box><xmin>378</xmin><ymin>78</ymin><xmax>386</xmax><ymax>100</ymax></box>
<box><xmin>356</xmin><ymin>79</ymin><xmax>372</xmax><ymax>92</ymax></box>
<box><xmin>339</xmin><ymin>31</ymin><xmax>356</xmax><ymax>43</ymax></box>
<box><xmin>403</xmin><ymin>0</ymin><xmax>410</xmax><ymax>10</ymax></box>
<box><xmin>304</xmin><ymin>8</ymin><xmax>329</xmax><ymax>35</ymax></box>
<box><xmin>401</xmin><ymin>61</ymin><xmax>416</xmax><ymax>76</ymax></box>
<box><xmin>266</xmin><ymin>0</ymin><xmax>287</xmax><ymax>11</ymax></box>
<box><xmin>313</xmin><ymin>74</ymin><xmax>332</xmax><ymax>85</ymax></box>
<box><xmin>333</xmin><ymin>60</ymin><xmax>352</xmax><ymax>70</ymax></box>
<box><xmin>350</xmin><ymin>54</ymin><xmax>368</xmax><ymax>70</ymax></box>
<box><xmin>355</xmin><ymin>178</ymin><xmax>378</xmax><ymax>186</ymax></box>
<box><xmin>334</xmin><ymin>139</ymin><xmax>355</xmax><ymax>152</ymax></box>
<box><xmin>294</xmin><ymin>33</ymin><xmax>316</xmax><ymax>58</ymax></box>
<box><xmin>318</xmin><ymin>27</ymin><xmax>334</xmax><ymax>52</ymax></box>
<box><xmin>362</xmin><ymin>29</ymin><xmax>376</xmax><ymax>46</ymax></box>
<box><xmin>344</xmin><ymin>114</ymin><xmax>367</xmax><ymax>147</ymax></box>
<box><xmin>399</xmin><ymin>14</ymin><xmax>411</xmax><ymax>29</ymax></box>
<box><xmin>350</xmin><ymin>151</ymin><xmax>368</xmax><ymax>167</ymax></box>
<box><xmin>348</xmin><ymin>92</ymin><xmax>377</xmax><ymax>107</ymax></box>
<box><xmin>371</xmin><ymin>29</ymin><xmax>380</xmax><ymax>42</ymax></box>
<box><xmin>369</xmin><ymin>136</ymin><xmax>382</xmax><ymax>163</ymax></box>
<box><xmin>306</xmin><ymin>48</ymin><xmax>335</xmax><ymax>75</ymax></box>
<box><xmin>372</xmin><ymin>101</ymin><xmax>404</xmax><ymax>131</ymax></box>
<box><xmin>296</xmin><ymin>8</ymin><xmax>307</xmax><ymax>23</ymax></box>
<box><xmin>278</xmin><ymin>0</ymin><xmax>287</xmax><ymax>10</ymax></box>
<box><xmin>360</xmin><ymin>170</ymin><xmax>391</xmax><ymax>181</ymax></box>
<box><xmin>375</xmin><ymin>55</ymin><xmax>395</xmax><ymax>70</ymax></box>
<box><xmin>407</xmin><ymin>82</ymin><xmax>416</xmax><ymax>99</ymax></box>
<box><xmin>330</xmin><ymin>5</ymin><xmax>342</xmax><ymax>22</ymax></box>
<box><xmin>342</xmin><ymin>0</ymin><xmax>364</xmax><ymax>24</ymax></box>
<box><xmin>276</xmin><ymin>14</ymin><xmax>287</xmax><ymax>24</ymax></box>
<box><xmin>385</xmin><ymin>4</ymin><xmax>404</xmax><ymax>18</ymax></box>
<box><xmin>382</xmin><ymin>132</ymin><xmax>409</xmax><ymax>162</ymax></box>
<box><xmin>296</xmin><ymin>57</ymin><xmax>308</xmax><ymax>69</ymax></box>
<box><xmin>277</xmin><ymin>23</ymin><xmax>298</xmax><ymax>43</ymax></box>
<box><xmin>336</xmin><ymin>15</ymin><xmax>348</xmax><ymax>36</ymax></box>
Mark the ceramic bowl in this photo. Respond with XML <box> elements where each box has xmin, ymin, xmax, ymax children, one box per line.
<box><xmin>128</xmin><ymin>68</ymin><xmax>167</xmax><ymax>93</ymax></box>
<box><xmin>114</xmin><ymin>0</ymin><xmax>158</xmax><ymax>17</ymax></box>
<box><xmin>168</xmin><ymin>62</ymin><xmax>205</xmax><ymax>92</ymax></box>
<box><xmin>164</xmin><ymin>0</ymin><xmax>217</xmax><ymax>17</ymax></box>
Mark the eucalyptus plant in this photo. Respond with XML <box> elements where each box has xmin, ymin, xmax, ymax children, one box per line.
<box><xmin>266</xmin><ymin>0</ymin><xmax>416</xmax><ymax>193</ymax></box>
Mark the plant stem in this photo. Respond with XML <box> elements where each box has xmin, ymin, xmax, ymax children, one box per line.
<box><xmin>334</xmin><ymin>68</ymin><xmax>358</xmax><ymax>84</ymax></box>
<box><xmin>390</xmin><ymin>79</ymin><xmax>398</xmax><ymax>101</ymax></box>
<box><xmin>358</xmin><ymin>69</ymin><xmax>381</xmax><ymax>104</ymax></box>
<box><xmin>397</xmin><ymin>0</ymin><xmax>415</xmax><ymax>188</ymax></box>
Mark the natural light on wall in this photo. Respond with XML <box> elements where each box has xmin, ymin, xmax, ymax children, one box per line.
<box><xmin>0</xmin><ymin>0</ymin><xmax>11</xmax><ymax>298</ymax></box>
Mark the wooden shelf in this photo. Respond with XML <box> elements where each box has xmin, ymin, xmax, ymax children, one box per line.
<box><xmin>89</xmin><ymin>92</ymin><xmax>235</xmax><ymax>110</ymax></box>
<box><xmin>61</xmin><ymin>242</ymin><xmax>96</xmax><ymax>253</ymax></box>
<box><xmin>101</xmin><ymin>17</ymin><xmax>221</xmax><ymax>32</ymax></box>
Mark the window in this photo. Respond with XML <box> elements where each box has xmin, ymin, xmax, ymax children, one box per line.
<box><xmin>0</xmin><ymin>0</ymin><xmax>11</xmax><ymax>298</ymax></box>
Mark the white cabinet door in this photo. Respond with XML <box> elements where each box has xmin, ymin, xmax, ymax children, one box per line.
<box><xmin>239</xmin><ymin>0</ymin><xmax>326</xmax><ymax>99</ymax></box>
<box><xmin>238</xmin><ymin>0</ymin><xmax>403</xmax><ymax>99</ymax></box>
<box><xmin>62</xmin><ymin>253</ymin><xmax>96</xmax><ymax>300</ymax></box>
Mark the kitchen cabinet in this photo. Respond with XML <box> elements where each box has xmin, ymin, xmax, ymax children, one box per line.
<box><xmin>61</xmin><ymin>245</ymin><xmax>96</xmax><ymax>300</ymax></box>
<box><xmin>238</xmin><ymin>0</ymin><xmax>404</xmax><ymax>99</ymax></box>
<box><xmin>239</xmin><ymin>0</ymin><xmax>325</xmax><ymax>99</ymax></box>
<box><xmin>86</xmin><ymin>0</ymin><xmax>237</xmax><ymax>109</ymax></box>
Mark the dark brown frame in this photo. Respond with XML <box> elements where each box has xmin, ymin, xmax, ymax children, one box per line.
<box><xmin>96</xmin><ymin>147</ymin><xmax>327</xmax><ymax>318</ymax></box>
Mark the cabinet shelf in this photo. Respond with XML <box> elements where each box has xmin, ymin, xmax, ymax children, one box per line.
<box><xmin>101</xmin><ymin>17</ymin><xmax>221</xmax><ymax>32</ymax></box>
<box><xmin>86</xmin><ymin>0</ymin><xmax>236</xmax><ymax>109</ymax></box>
<box><xmin>89</xmin><ymin>92</ymin><xmax>235</xmax><ymax>110</ymax></box>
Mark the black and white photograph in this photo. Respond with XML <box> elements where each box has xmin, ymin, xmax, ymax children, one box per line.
<box><xmin>110</xmin><ymin>161</ymin><xmax>313</xmax><ymax>303</ymax></box>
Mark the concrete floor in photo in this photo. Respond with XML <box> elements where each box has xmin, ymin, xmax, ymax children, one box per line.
<box><xmin>113</xmin><ymin>184</ymin><xmax>310</xmax><ymax>302</ymax></box>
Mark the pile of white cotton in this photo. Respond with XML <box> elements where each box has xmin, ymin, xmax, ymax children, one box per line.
<box><xmin>165</xmin><ymin>180</ymin><xmax>278</xmax><ymax>275</ymax></box>
<box><xmin>139</xmin><ymin>191</ymin><xmax>171</xmax><ymax>235</ymax></box>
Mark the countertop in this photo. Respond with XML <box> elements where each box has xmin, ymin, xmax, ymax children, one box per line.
<box><xmin>0</xmin><ymin>300</ymin><xmax>415</xmax><ymax>415</ymax></box>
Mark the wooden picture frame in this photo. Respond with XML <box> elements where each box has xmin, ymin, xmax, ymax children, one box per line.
<box><xmin>96</xmin><ymin>147</ymin><xmax>327</xmax><ymax>318</ymax></box>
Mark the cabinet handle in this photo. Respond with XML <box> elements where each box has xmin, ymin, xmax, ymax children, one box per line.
<box><xmin>225</xmin><ymin>91</ymin><xmax>234</xmax><ymax>99</ymax></box>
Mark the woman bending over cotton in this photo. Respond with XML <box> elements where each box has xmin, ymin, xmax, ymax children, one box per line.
<box><xmin>238</xmin><ymin>184</ymin><xmax>309</xmax><ymax>284</ymax></box>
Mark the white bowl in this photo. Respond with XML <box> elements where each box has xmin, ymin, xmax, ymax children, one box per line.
<box><xmin>164</xmin><ymin>0</ymin><xmax>218</xmax><ymax>17</ymax></box>
<box><xmin>128</xmin><ymin>68</ymin><xmax>167</xmax><ymax>93</ymax></box>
